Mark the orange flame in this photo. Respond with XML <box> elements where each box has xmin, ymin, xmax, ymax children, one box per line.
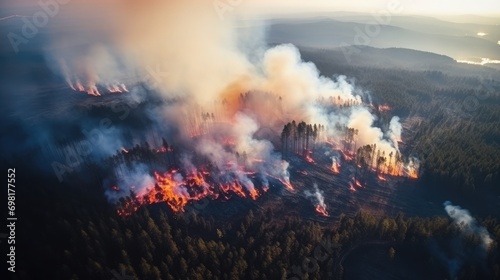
<box><xmin>278</xmin><ymin>178</ymin><xmax>294</xmax><ymax>191</ymax></box>
<box><xmin>249</xmin><ymin>187</ymin><xmax>259</xmax><ymax>200</ymax></box>
<box><xmin>315</xmin><ymin>205</ymin><xmax>329</xmax><ymax>216</ymax></box>
<box><xmin>115</xmin><ymin>165</ymin><xmax>293</xmax><ymax>216</ymax></box>
<box><xmin>75</xmin><ymin>81</ymin><xmax>85</xmax><ymax>92</ymax></box>
<box><xmin>377</xmin><ymin>175</ymin><xmax>387</xmax><ymax>182</ymax></box>
<box><xmin>305</xmin><ymin>150</ymin><xmax>315</xmax><ymax>164</ymax></box>
<box><xmin>354</xmin><ymin>179</ymin><xmax>363</xmax><ymax>188</ymax></box>
<box><xmin>107</xmin><ymin>84</ymin><xmax>129</xmax><ymax>93</ymax></box>
<box><xmin>331</xmin><ymin>162</ymin><xmax>340</xmax><ymax>174</ymax></box>
<box><xmin>341</xmin><ymin>150</ymin><xmax>354</xmax><ymax>161</ymax></box>
<box><xmin>334</xmin><ymin>145</ymin><xmax>419</xmax><ymax>180</ymax></box>
<box><xmin>408</xmin><ymin>169</ymin><xmax>418</xmax><ymax>179</ymax></box>
<box><xmin>147</xmin><ymin>171</ymin><xmax>191</xmax><ymax>212</ymax></box>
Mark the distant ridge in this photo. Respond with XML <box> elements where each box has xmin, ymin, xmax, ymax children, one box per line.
<box><xmin>267</xmin><ymin>18</ymin><xmax>500</xmax><ymax>61</ymax></box>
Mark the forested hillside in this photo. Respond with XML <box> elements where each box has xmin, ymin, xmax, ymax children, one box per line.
<box><xmin>300</xmin><ymin>47</ymin><xmax>500</xmax><ymax>194</ymax></box>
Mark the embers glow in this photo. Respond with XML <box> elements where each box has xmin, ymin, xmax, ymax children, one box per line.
<box><xmin>407</xmin><ymin>168</ymin><xmax>418</xmax><ymax>179</ymax></box>
<box><xmin>315</xmin><ymin>205</ymin><xmax>329</xmax><ymax>216</ymax></box>
<box><xmin>331</xmin><ymin>156</ymin><xmax>341</xmax><ymax>174</ymax></box>
<box><xmin>304</xmin><ymin>184</ymin><xmax>328</xmax><ymax>217</ymax></box>
<box><xmin>156</xmin><ymin>147</ymin><xmax>167</xmax><ymax>153</ymax></box>
<box><xmin>341</xmin><ymin>150</ymin><xmax>354</xmax><ymax>161</ymax></box>
<box><xmin>115</xmin><ymin>163</ymin><xmax>292</xmax><ymax>216</ymax></box>
<box><xmin>377</xmin><ymin>175</ymin><xmax>388</xmax><ymax>182</ymax></box>
<box><xmin>331</xmin><ymin>163</ymin><xmax>340</xmax><ymax>174</ymax></box>
<box><xmin>107</xmin><ymin>84</ymin><xmax>128</xmax><ymax>93</ymax></box>
<box><xmin>68</xmin><ymin>80</ymin><xmax>128</xmax><ymax>96</ymax></box>
<box><xmin>354</xmin><ymin>179</ymin><xmax>363</xmax><ymax>188</ymax></box>
<box><xmin>378</xmin><ymin>104</ymin><xmax>391</xmax><ymax>112</ymax></box>
<box><xmin>117</xmin><ymin>169</ymin><xmax>262</xmax><ymax>215</ymax></box>
<box><xmin>278</xmin><ymin>178</ymin><xmax>294</xmax><ymax>191</ymax></box>
<box><xmin>305</xmin><ymin>150</ymin><xmax>315</xmax><ymax>164</ymax></box>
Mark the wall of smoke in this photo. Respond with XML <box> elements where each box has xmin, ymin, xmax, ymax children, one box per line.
<box><xmin>3</xmin><ymin>1</ymin><xmax>407</xmax><ymax>188</ymax></box>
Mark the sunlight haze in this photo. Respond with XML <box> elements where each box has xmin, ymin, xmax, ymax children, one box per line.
<box><xmin>243</xmin><ymin>0</ymin><xmax>500</xmax><ymax>16</ymax></box>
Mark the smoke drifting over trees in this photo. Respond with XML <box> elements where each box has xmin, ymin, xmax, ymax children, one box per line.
<box><xmin>0</xmin><ymin>0</ymin><xmax>420</xmax><ymax>210</ymax></box>
<box><xmin>1</xmin><ymin>2</ymin><xmax>499</xmax><ymax>280</ymax></box>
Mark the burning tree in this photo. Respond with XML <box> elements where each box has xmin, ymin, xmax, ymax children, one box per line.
<box><xmin>354</xmin><ymin>144</ymin><xmax>419</xmax><ymax>180</ymax></box>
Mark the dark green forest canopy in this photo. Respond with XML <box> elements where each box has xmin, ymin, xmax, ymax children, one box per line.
<box><xmin>16</xmin><ymin>180</ymin><xmax>500</xmax><ymax>280</ymax></box>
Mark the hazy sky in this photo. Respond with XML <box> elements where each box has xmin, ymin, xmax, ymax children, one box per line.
<box><xmin>1</xmin><ymin>0</ymin><xmax>499</xmax><ymax>18</ymax></box>
<box><xmin>243</xmin><ymin>0</ymin><xmax>500</xmax><ymax>16</ymax></box>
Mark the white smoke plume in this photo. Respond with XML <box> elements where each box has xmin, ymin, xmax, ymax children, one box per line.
<box><xmin>105</xmin><ymin>163</ymin><xmax>155</xmax><ymax>202</ymax></box>
<box><xmin>443</xmin><ymin>201</ymin><xmax>493</xmax><ymax>250</ymax></box>
<box><xmin>304</xmin><ymin>183</ymin><xmax>328</xmax><ymax>216</ymax></box>
<box><xmin>11</xmin><ymin>0</ymin><xmax>405</xmax><ymax>145</ymax></box>
<box><xmin>387</xmin><ymin>116</ymin><xmax>402</xmax><ymax>149</ymax></box>
<box><xmin>430</xmin><ymin>201</ymin><xmax>494</xmax><ymax>279</ymax></box>
<box><xmin>5</xmin><ymin>1</ymin><xmax>413</xmax><ymax>205</ymax></box>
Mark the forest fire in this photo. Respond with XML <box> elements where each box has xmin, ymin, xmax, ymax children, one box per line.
<box><xmin>305</xmin><ymin>151</ymin><xmax>315</xmax><ymax>164</ymax></box>
<box><xmin>59</xmin><ymin>14</ymin><xmax>421</xmax><ymax>219</ymax></box>
<box><xmin>305</xmin><ymin>184</ymin><xmax>329</xmax><ymax>217</ymax></box>
<box><xmin>331</xmin><ymin>157</ymin><xmax>340</xmax><ymax>174</ymax></box>
<box><xmin>107</xmin><ymin>84</ymin><xmax>129</xmax><ymax>93</ymax></box>
<box><xmin>378</xmin><ymin>175</ymin><xmax>388</xmax><ymax>182</ymax></box>
<box><xmin>354</xmin><ymin>179</ymin><xmax>363</xmax><ymax>188</ymax></box>
<box><xmin>404</xmin><ymin>157</ymin><xmax>420</xmax><ymax>179</ymax></box>
<box><xmin>315</xmin><ymin>205</ymin><xmax>329</xmax><ymax>217</ymax></box>
<box><xmin>67</xmin><ymin>77</ymin><xmax>129</xmax><ymax>96</ymax></box>
<box><xmin>72</xmin><ymin>81</ymin><xmax>84</xmax><ymax>92</ymax></box>
<box><xmin>347</xmin><ymin>178</ymin><xmax>363</xmax><ymax>192</ymax></box>
<box><xmin>40</xmin><ymin>0</ymin><xmax>423</xmax><ymax>217</ymax></box>
<box><xmin>378</xmin><ymin>104</ymin><xmax>391</xmax><ymax>112</ymax></box>
<box><xmin>69</xmin><ymin>80</ymin><xmax>102</xmax><ymax>96</ymax></box>
<box><xmin>115</xmin><ymin>167</ymin><xmax>271</xmax><ymax>216</ymax></box>
<box><xmin>407</xmin><ymin>168</ymin><xmax>419</xmax><ymax>179</ymax></box>
<box><xmin>277</xmin><ymin>178</ymin><xmax>294</xmax><ymax>191</ymax></box>
<box><xmin>341</xmin><ymin>150</ymin><xmax>354</xmax><ymax>161</ymax></box>
<box><xmin>156</xmin><ymin>147</ymin><xmax>167</xmax><ymax>153</ymax></box>
<box><xmin>111</xmin><ymin>146</ymin><xmax>293</xmax><ymax>216</ymax></box>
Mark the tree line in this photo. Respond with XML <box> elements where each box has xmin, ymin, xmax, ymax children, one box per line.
<box><xmin>15</xmin><ymin>176</ymin><xmax>500</xmax><ymax>280</ymax></box>
<box><xmin>281</xmin><ymin>121</ymin><xmax>326</xmax><ymax>159</ymax></box>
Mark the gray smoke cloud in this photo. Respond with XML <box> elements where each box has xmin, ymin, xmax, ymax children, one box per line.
<box><xmin>444</xmin><ymin>201</ymin><xmax>493</xmax><ymax>250</ymax></box>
